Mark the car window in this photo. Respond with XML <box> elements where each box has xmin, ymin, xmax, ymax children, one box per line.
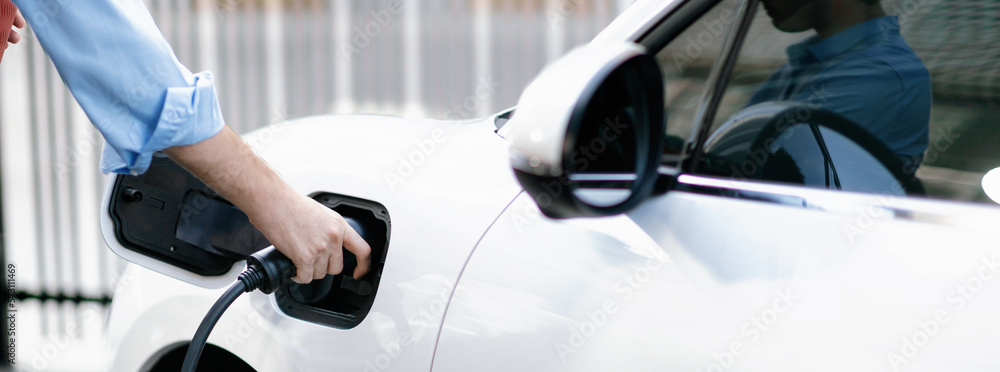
<box><xmin>692</xmin><ymin>0</ymin><xmax>1000</xmax><ymax>206</ymax></box>
<box><xmin>653</xmin><ymin>0</ymin><xmax>744</xmax><ymax>158</ymax></box>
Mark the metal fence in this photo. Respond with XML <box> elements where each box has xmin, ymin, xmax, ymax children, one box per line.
<box><xmin>0</xmin><ymin>0</ymin><xmax>627</xmax><ymax>369</ymax></box>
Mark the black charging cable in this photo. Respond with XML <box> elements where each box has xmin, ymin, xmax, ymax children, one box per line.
<box><xmin>181</xmin><ymin>246</ymin><xmax>295</xmax><ymax>372</ymax></box>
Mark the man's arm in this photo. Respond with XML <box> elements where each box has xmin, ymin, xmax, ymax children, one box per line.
<box><xmin>12</xmin><ymin>0</ymin><xmax>370</xmax><ymax>283</ymax></box>
<box><xmin>164</xmin><ymin>127</ymin><xmax>371</xmax><ymax>282</ymax></box>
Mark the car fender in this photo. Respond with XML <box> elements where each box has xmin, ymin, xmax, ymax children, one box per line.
<box><xmin>105</xmin><ymin>264</ymin><xmax>298</xmax><ymax>371</ymax></box>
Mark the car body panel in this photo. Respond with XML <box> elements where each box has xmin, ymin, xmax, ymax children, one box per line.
<box><xmin>432</xmin><ymin>193</ymin><xmax>676</xmax><ymax>372</ymax></box>
<box><xmin>105</xmin><ymin>264</ymin><xmax>298</xmax><ymax>372</ymax></box>
<box><xmin>434</xmin><ymin>188</ymin><xmax>1000</xmax><ymax>371</ymax></box>
<box><xmin>631</xmin><ymin>182</ymin><xmax>1000</xmax><ymax>371</ymax></box>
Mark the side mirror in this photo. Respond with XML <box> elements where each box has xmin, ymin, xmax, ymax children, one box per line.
<box><xmin>507</xmin><ymin>42</ymin><xmax>665</xmax><ymax>218</ymax></box>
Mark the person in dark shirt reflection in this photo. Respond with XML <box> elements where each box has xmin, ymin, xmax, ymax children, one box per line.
<box><xmin>749</xmin><ymin>0</ymin><xmax>931</xmax><ymax>170</ymax></box>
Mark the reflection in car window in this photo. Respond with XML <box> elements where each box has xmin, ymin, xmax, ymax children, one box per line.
<box><xmin>700</xmin><ymin>0</ymin><xmax>1000</xmax><ymax>206</ymax></box>
<box><xmin>748</xmin><ymin>3</ymin><xmax>930</xmax><ymax>167</ymax></box>
<box><xmin>653</xmin><ymin>1</ymin><xmax>743</xmax><ymax>157</ymax></box>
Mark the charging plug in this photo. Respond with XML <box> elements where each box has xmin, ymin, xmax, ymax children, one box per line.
<box><xmin>182</xmin><ymin>247</ymin><xmax>294</xmax><ymax>372</ymax></box>
<box><xmin>243</xmin><ymin>246</ymin><xmax>296</xmax><ymax>294</ymax></box>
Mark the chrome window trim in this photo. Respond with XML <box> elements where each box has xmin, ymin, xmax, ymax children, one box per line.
<box><xmin>675</xmin><ymin>174</ymin><xmax>1000</xmax><ymax>234</ymax></box>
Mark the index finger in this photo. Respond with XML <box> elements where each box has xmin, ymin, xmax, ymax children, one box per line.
<box><xmin>343</xmin><ymin>227</ymin><xmax>372</xmax><ymax>279</ymax></box>
<box><xmin>13</xmin><ymin>10</ymin><xmax>24</xmax><ymax>28</ymax></box>
<box><xmin>290</xmin><ymin>254</ymin><xmax>314</xmax><ymax>284</ymax></box>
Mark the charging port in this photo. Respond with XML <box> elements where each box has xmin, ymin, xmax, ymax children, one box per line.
<box><xmin>275</xmin><ymin>193</ymin><xmax>392</xmax><ymax>329</ymax></box>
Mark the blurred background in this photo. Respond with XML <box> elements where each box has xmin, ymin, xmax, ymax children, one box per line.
<box><xmin>0</xmin><ymin>0</ymin><xmax>631</xmax><ymax>370</ymax></box>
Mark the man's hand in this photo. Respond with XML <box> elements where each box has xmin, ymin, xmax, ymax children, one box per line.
<box><xmin>1</xmin><ymin>2</ymin><xmax>24</xmax><ymax>62</ymax></box>
<box><xmin>164</xmin><ymin>127</ymin><xmax>372</xmax><ymax>283</ymax></box>
<box><xmin>246</xmin><ymin>188</ymin><xmax>372</xmax><ymax>283</ymax></box>
<box><xmin>8</xmin><ymin>10</ymin><xmax>23</xmax><ymax>44</ymax></box>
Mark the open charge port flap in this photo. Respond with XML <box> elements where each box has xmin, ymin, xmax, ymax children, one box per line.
<box><xmin>109</xmin><ymin>156</ymin><xmax>391</xmax><ymax>328</ymax></box>
<box><xmin>109</xmin><ymin>155</ymin><xmax>248</xmax><ymax>276</ymax></box>
<box><xmin>275</xmin><ymin>193</ymin><xmax>392</xmax><ymax>330</ymax></box>
<box><xmin>175</xmin><ymin>190</ymin><xmax>270</xmax><ymax>258</ymax></box>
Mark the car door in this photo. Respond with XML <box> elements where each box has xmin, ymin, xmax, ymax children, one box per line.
<box><xmin>630</xmin><ymin>0</ymin><xmax>1000</xmax><ymax>370</ymax></box>
<box><xmin>435</xmin><ymin>0</ymin><xmax>1000</xmax><ymax>371</ymax></box>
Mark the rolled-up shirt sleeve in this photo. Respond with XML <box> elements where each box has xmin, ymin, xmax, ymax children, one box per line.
<box><xmin>13</xmin><ymin>0</ymin><xmax>224</xmax><ymax>175</ymax></box>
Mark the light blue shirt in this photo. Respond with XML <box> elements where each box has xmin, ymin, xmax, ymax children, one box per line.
<box><xmin>13</xmin><ymin>0</ymin><xmax>224</xmax><ymax>175</ymax></box>
<box><xmin>748</xmin><ymin>16</ymin><xmax>931</xmax><ymax>164</ymax></box>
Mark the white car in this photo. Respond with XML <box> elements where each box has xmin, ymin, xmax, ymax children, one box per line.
<box><xmin>101</xmin><ymin>0</ymin><xmax>1000</xmax><ymax>371</ymax></box>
